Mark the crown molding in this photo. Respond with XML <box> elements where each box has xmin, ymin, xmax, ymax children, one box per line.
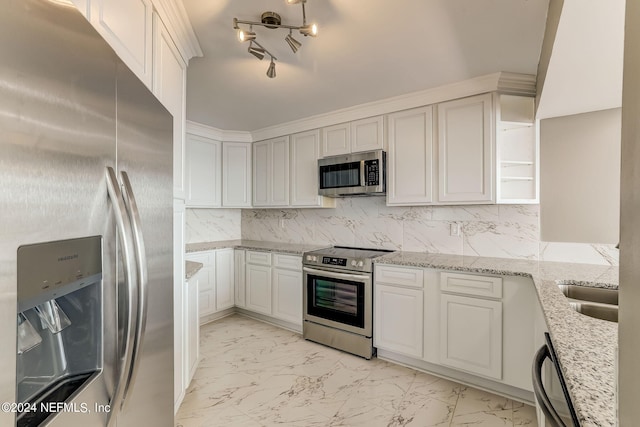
<box><xmin>186</xmin><ymin>121</ymin><xmax>252</xmax><ymax>142</ymax></box>
<box><xmin>250</xmin><ymin>72</ymin><xmax>535</xmax><ymax>141</ymax></box>
<box><xmin>153</xmin><ymin>0</ymin><xmax>203</xmax><ymax>63</ymax></box>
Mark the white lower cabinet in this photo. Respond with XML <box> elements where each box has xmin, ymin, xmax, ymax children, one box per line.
<box><xmin>272</xmin><ymin>267</ymin><xmax>303</xmax><ymax>325</ymax></box>
<box><xmin>439</xmin><ymin>293</ymin><xmax>502</xmax><ymax>380</ymax></box>
<box><xmin>186</xmin><ymin>248</ymin><xmax>234</xmax><ymax>320</ymax></box>
<box><xmin>374</xmin><ymin>283</ymin><xmax>423</xmax><ymax>358</ymax></box>
<box><xmin>242</xmin><ymin>251</ymin><xmax>303</xmax><ymax>328</ymax></box>
<box><xmin>245</xmin><ymin>263</ymin><xmax>272</xmax><ymax>315</ymax></box>
<box><xmin>374</xmin><ymin>265</ymin><xmax>535</xmax><ymax>400</ymax></box>
<box><xmin>234</xmin><ymin>250</ymin><xmax>246</xmax><ymax>308</ymax></box>
<box><xmin>215</xmin><ymin>249</ymin><xmax>234</xmax><ymax>311</ymax></box>
<box><xmin>185</xmin><ymin>275</ymin><xmax>199</xmax><ymax>384</ymax></box>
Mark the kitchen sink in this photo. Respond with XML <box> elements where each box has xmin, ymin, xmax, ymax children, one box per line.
<box><xmin>558</xmin><ymin>283</ymin><xmax>619</xmax><ymax>323</ymax></box>
<box><xmin>558</xmin><ymin>284</ymin><xmax>618</xmax><ymax>305</ymax></box>
<box><xmin>569</xmin><ymin>301</ymin><xmax>618</xmax><ymax>323</ymax></box>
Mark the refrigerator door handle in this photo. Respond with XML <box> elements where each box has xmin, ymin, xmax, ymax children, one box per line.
<box><xmin>119</xmin><ymin>170</ymin><xmax>149</xmax><ymax>406</ymax></box>
<box><xmin>105</xmin><ymin>167</ymin><xmax>139</xmax><ymax>426</ymax></box>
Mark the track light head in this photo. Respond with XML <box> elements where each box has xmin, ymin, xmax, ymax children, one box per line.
<box><xmin>266</xmin><ymin>60</ymin><xmax>276</xmax><ymax>78</ymax></box>
<box><xmin>286</xmin><ymin>0</ymin><xmax>305</xmax><ymax>4</ymax></box>
<box><xmin>285</xmin><ymin>32</ymin><xmax>302</xmax><ymax>53</ymax></box>
<box><xmin>248</xmin><ymin>42</ymin><xmax>265</xmax><ymax>60</ymax></box>
<box><xmin>299</xmin><ymin>23</ymin><xmax>318</xmax><ymax>37</ymax></box>
<box><xmin>237</xmin><ymin>29</ymin><xmax>256</xmax><ymax>42</ymax></box>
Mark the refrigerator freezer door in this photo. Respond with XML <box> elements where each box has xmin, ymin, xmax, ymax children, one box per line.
<box><xmin>0</xmin><ymin>1</ymin><xmax>118</xmax><ymax>425</ymax></box>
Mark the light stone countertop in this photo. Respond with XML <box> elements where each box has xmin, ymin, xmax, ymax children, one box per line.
<box><xmin>375</xmin><ymin>251</ymin><xmax>618</xmax><ymax>427</ymax></box>
<box><xmin>185</xmin><ymin>260</ymin><xmax>203</xmax><ymax>280</ymax></box>
<box><xmin>186</xmin><ymin>239</ymin><xmax>328</xmax><ymax>255</ymax></box>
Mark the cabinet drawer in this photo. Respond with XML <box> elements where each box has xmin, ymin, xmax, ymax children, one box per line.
<box><xmin>375</xmin><ymin>265</ymin><xmax>424</xmax><ymax>289</ymax></box>
<box><xmin>440</xmin><ymin>272</ymin><xmax>502</xmax><ymax>299</ymax></box>
<box><xmin>246</xmin><ymin>251</ymin><xmax>272</xmax><ymax>266</ymax></box>
<box><xmin>273</xmin><ymin>254</ymin><xmax>302</xmax><ymax>271</ymax></box>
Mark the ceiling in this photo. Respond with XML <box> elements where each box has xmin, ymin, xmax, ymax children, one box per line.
<box><xmin>182</xmin><ymin>0</ymin><xmax>549</xmax><ymax>132</ymax></box>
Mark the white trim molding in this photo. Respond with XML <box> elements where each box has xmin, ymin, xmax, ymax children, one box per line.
<box><xmin>186</xmin><ymin>121</ymin><xmax>252</xmax><ymax>143</ymax></box>
<box><xmin>153</xmin><ymin>0</ymin><xmax>202</xmax><ymax>63</ymax></box>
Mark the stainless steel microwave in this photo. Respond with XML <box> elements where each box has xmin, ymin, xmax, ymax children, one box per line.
<box><xmin>318</xmin><ymin>150</ymin><xmax>386</xmax><ymax>197</ymax></box>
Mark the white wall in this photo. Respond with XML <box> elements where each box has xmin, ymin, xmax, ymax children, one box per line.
<box><xmin>540</xmin><ymin>108</ymin><xmax>621</xmax><ymax>243</ymax></box>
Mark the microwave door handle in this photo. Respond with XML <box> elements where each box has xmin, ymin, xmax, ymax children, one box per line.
<box><xmin>118</xmin><ymin>170</ymin><xmax>149</xmax><ymax>408</ymax></box>
<box><xmin>360</xmin><ymin>160</ymin><xmax>366</xmax><ymax>186</ymax></box>
<box><xmin>303</xmin><ymin>266</ymin><xmax>370</xmax><ymax>282</ymax></box>
<box><xmin>105</xmin><ymin>167</ymin><xmax>138</xmax><ymax>426</ymax></box>
<box><xmin>532</xmin><ymin>344</ymin><xmax>566</xmax><ymax>427</ymax></box>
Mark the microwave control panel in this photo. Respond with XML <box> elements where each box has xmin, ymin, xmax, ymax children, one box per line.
<box><xmin>364</xmin><ymin>159</ymin><xmax>380</xmax><ymax>186</ymax></box>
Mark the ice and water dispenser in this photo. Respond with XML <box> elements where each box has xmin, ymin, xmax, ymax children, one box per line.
<box><xmin>16</xmin><ymin>237</ymin><xmax>102</xmax><ymax>426</ymax></box>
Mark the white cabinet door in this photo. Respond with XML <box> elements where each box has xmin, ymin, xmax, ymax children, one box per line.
<box><xmin>245</xmin><ymin>264</ymin><xmax>272</xmax><ymax>315</ymax></box>
<box><xmin>253</xmin><ymin>137</ymin><xmax>290</xmax><ymax>207</ymax></box>
<box><xmin>173</xmin><ymin>201</ymin><xmax>185</xmax><ymax>409</ymax></box>
<box><xmin>374</xmin><ymin>284</ymin><xmax>424</xmax><ymax>358</ymax></box>
<box><xmin>387</xmin><ymin>106</ymin><xmax>434</xmax><ymax>205</ymax></box>
<box><xmin>215</xmin><ymin>249</ymin><xmax>235</xmax><ymax>311</ymax></box>
<box><xmin>351</xmin><ymin>116</ymin><xmax>384</xmax><ymax>153</ymax></box>
<box><xmin>185</xmin><ymin>134</ymin><xmax>221</xmax><ymax>207</ymax></box>
<box><xmin>234</xmin><ymin>250</ymin><xmax>246</xmax><ymax>308</ymax></box>
<box><xmin>438</xmin><ymin>93</ymin><xmax>493</xmax><ymax>203</ymax></box>
<box><xmin>253</xmin><ymin>140</ymin><xmax>270</xmax><ymax>206</ymax></box>
<box><xmin>272</xmin><ymin>268</ymin><xmax>303</xmax><ymax>326</ymax></box>
<box><xmin>439</xmin><ymin>293</ymin><xmax>502</xmax><ymax>379</ymax></box>
<box><xmin>290</xmin><ymin>130</ymin><xmax>322</xmax><ymax>207</ymax></box>
<box><xmin>223</xmin><ymin>142</ymin><xmax>252</xmax><ymax>207</ymax></box>
<box><xmin>271</xmin><ymin>137</ymin><xmax>290</xmax><ymax>206</ymax></box>
<box><xmin>186</xmin><ymin>275</ymin><xmax>199</xmax><ymax>384</ymax></box>
<box><xmin>322</xmin><ymin>123</ymin><xmax>350</xmax><ymax>157</ymax></box>
<box><xmin>153</xmin><ymin>13</ymin><xmax>187</xmax><ymax>200</ymax></box>
<box><xmin>186</xmin><ymin>252</ymin><xmax>216</xmax><ymax>317</ymax></box>
<box><xmin>90</xmin><ymin>0</ymin><xmax>153</xmax><ymax>87</ymax></box>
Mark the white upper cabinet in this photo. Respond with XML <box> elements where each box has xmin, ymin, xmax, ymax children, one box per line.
<box><xmin>90</xmin><ymin>0</ymin><xmax>153</xmax><ymax>88</ymax></box>
<box><xmin>437</xmin><ymin>93</ymin><xmax>494</xmax><ymax>203</ymax></box>
<box><xmin>223</xmin><ymin>142</ymin><xmax>252</xmax><ymax>207</ymax></box>
<box><xmin>321</xmin><ymin>116</ymin><xmax>384</xmax><ymax>157</ymax></box>
<box><xmin>153</xmin><ymin>12</ymin><xmax>187</xmax><ymax>200</ymax></box>
<box><xmin>290</xmin><ymin>130</ymin><xmax>335</xmax><ymax>208</ymax></box>
<box><xmin>387</xmin><ymin>106</ymin><xmax>434</xmax><ymax>205</ymax></box>
<box><xmin>185</xmin><ymin>134</ymin><xmax>221</xmax><ymax>207</ymax></box>
<box><xmin>321</xmin><ymin>123</ymin><xmax>350</xmax><ymax>156</ymax></box>
<box><xmin>253</xmin><ymin>137</ymin><xmax>290</xmax><ymax>207</ymax></box>
<box><xmin>351</xmin><ymin>116</ymin><xmax>384</xmax><ymax>153</ymax></box>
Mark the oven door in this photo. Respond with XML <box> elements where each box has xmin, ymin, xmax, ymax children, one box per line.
<box><xmin>303</xmin><ymin>266</ymin><xmax>372</xmax><ymax>336</ymax></box>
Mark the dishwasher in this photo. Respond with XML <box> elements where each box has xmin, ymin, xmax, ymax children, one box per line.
<box><xmin>532</xmin><ymin>333</ymin><xmax>580</xmax><ymax>427</ymax></box>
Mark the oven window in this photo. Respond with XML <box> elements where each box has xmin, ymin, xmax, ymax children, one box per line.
<box><xmin>319</xmin><ymin>161</ymin><xmax>361</xmax><ymax>189</ymax></box>
<box><xmin>307</xmin><ymin>274</ymin><xmax>365</xmax><ymax>328</ymax></box>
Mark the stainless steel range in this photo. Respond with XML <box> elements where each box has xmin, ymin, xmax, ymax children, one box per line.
<box><xmin>302</xmin><ymin>246</ymin><xmax>393</xmax><ymax>359</ymax></box>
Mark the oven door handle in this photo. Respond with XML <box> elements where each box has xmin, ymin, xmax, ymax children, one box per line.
<box><xmin>303</xmin><ymin>266</ymin><xmax>371</xmax><ymax>282</ymax></box>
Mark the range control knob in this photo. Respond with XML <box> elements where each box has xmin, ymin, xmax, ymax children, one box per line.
<box><xmin>351</xmin><ymin>260</ymin><xmax>357</xmax><ymax>267</ymax></box>
<box><xmin>312</xmin><ymin>256</ymin><xmax>318</xmax><ymax>262</ymax></box>
<box><xmin>306</xmin><ymin>255</ymin><xmax>312</xmax><ymax>261</ymax></box>
<box><xmin>357</xmin><ymin>261</ymin><xmax>364</xmax><ymax>267</ymax></box>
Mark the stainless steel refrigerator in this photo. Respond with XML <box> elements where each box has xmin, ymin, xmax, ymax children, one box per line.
<box><xmin>0</xmin><ymin>0</ymin><xmax>174</xmax><ymax>426</ymax></box>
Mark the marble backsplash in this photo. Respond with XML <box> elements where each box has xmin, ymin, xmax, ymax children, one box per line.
<box><xmin>239</xmin><ymin>197</ymin><xmax>619</xmax><ymax>266</ymax></box>
<box><xmin>186</xmin><ymin>208</ymin><xmax>242</xmax><ymax>243</ymax></box>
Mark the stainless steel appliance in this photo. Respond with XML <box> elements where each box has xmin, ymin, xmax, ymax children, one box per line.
<box><xmin>318</xmin><ymin>150</ymin><xmax>386</xmax><ymax>197</ymax></box>
<box><xmin>1</xmin><ymin>1</ymin><xmax>174</xmax><ymax>425</ymax></box>
<box><xmin>532</xmin><ymin>333</ymin><xmax>579</xmax><ymax>427</ymax></box>
<box><xmin>302</xmin><ymin>246</ymin><xmax>393</xmax><ymax>359</ymax></box>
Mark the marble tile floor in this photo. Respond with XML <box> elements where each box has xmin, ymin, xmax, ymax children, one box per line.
<box><xmin>176</xmin><ymin>315</ymin><xmax>537</xmax><ymax>427</ymax></box>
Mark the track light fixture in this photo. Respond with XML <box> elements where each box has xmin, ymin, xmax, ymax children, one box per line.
<box><xmin>266</xmin><ymin>59</ymin><xmax>276</xmax><ymax>78</ymax></box>
<box><xmin>284</xmin><ymin>30</ymin><xmax>302</xmax><ymax>53</ymax></box>
<box><xmin>247</xmin><ymin>42</ymin><xmax>265</xmax><ymax>60</ymax></box>
<box><xmin>233</xmin><ymin>0</ymin><xmax>318</xmax><ymax>78</ymax></box>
